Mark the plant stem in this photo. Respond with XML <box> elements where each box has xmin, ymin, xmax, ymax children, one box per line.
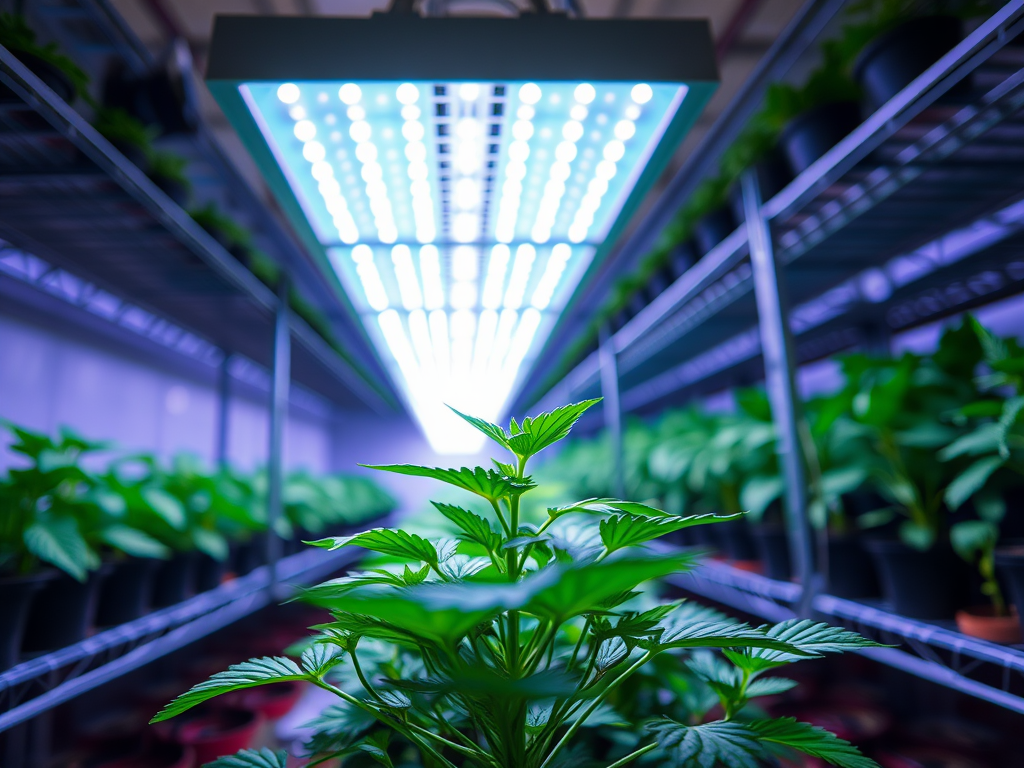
<box><xmin>603</xmin><ymin>743</ymin><xmax>657</xmax><ymax>768</ymax></box>
<box><xmin>540</xmin><ymin>650</ymin><xmax>655</xmax><ymax>768</ymax></box>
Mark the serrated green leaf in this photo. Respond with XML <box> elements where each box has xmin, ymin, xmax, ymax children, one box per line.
<box><xmin>547</xmin><ymin>497</ymin><xmax>667</xmax><ymax>520</ymax></box>
<box><xmin>750</xmin><ymin>717</ymin><xmax>880</xmax><ymax>767</ymax></box>
<box><xmin>448</xmin><ymin>406</ymin><xmax>512</xmax><ymax>451</ymax></box>
<box><xmin>24</xmin><ymin>517</ymin><xmax>94</xmax><ymax>581</ymax></box>
<box><xmin>950</xmin><ymin>520</ymin><xmax>998</xmax><ymax>561</ymax></box>
<box><xmin>746</xmin><ymin>677</ymin><xmax>799</xmax><ymax>697</ymax></box>
<box><xmin>939</xmin><ymin>424</ymin><xmax>1002</xmax><ymax>461</ymax></box>
<box><xmin>150</xmin><ymin>657</ymin><xmax>306</xmax><ymax>722</ymax></box>
<box><xmin>647</xmin><ymin>718</ymin><xmax>764</xmax><ymax>768</ymax></box>
<box><xmin>362</xmin><ymin>464</ymin><xmax>534</xmax><ymax>501</ymax></box>
<box><xmin>503</xmin><ymin>400</ymin><xmax>602</xmax><ymax>459</ymax></box>
<box><xmin>301</xmin><ymin>643</ymin><xmax>346</xmax><ymax>677</ymax></box>
<box><xmin>599</xmin><ymin>512</ymin><xmax>743</xmax><ymax>553</ymax></box>
<box><xmin>650</xmin><ymin>620</ymin><xmax>805</xmax><ymax>654</ymax></box>
<box><xmin>356</xmin><ymin>731</ymin><xmax>395</xmax><ymax>767</ymax></box>
<box><xmin>595</xmin><ymin>637</ymin><xmax>630</xmax><ymax>673</ymax></box>
<box><xmin>309</xmin><ymin>528</ymin><xmax>440</xmax><ymax>564</ymax></box>
<box><xmin>204</xmin><ymin>748</ymin><xmax>288</xmax><ymax>768</ymax></box>
<box><xmin>375</xmin><ymin>689</ymin><xmax>411</xmax><ymax>709</ymax></box>
<box><xmin>524</xmin><ymin>552</ymin><xmax>698</xmax><ymax>622</ymax></box>
<box><xmin>743</xmin><ymin>620</ymin><xmax>880</xmax><ymax>667</ymax></box>
<box><xmin>432</xmin><ymin>502</ymin><xmax>502</xmax><ymax>551</ymax></box>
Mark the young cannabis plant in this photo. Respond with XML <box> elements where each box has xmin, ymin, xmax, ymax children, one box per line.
<box><xmin>152</xmin><ymin>400</ymin><xmax>881</xmax><ymax>768</ymax></box>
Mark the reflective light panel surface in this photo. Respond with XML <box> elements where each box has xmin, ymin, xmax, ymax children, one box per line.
<box><xmin>241</xmin><ymin>80</ymin><xmax>686</xmax><ymax>452</ymax></box>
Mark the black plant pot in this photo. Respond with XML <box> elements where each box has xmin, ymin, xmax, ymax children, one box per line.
<box><xmin>865</xmin><ymin>539</ymin><xmax>969</xmax><ymax>619</ymax></box>
<box><xmin>728</xmin><ymin>148</ymin><xmax>794</xmax><ymax>223</ymax></box>
<box><xmin>150</xmin><ymin>552</ymin><xmax>197</xmax><ymax>608</ymax></box>
<box><xmin>0</xmin><ymin>571</ymin><xmax>53</xmax><ymax>671</ymax></box>
<box><xmin>717</xmin><ymin>520</ymin><xmax>758</xmax><ymax>562</ymax></box>
<box><xmin>823</xmin><ymin>535</ymin><xmax>880</xmax><ymax>599</ymax></box>
<box><xmin>853</xmin><ymin>15</ymin><xmax>967</xmax><ymax>114</ymax></box>
<box><xmin>96</xmin><ymin>558</ymin><xmax>160</xmax><ymax>626</ymax></box>
<box><xmin>152</xmin><ymin>173</ymin><xmax>190</xmax><ymax>208</ymax></box>
<box><xmin>1</xmin><ymin>51</ymin><xmax>77</xmax><ymax>104</ymax></box>
<box><xmin>779</xmin><ymin>101</ymin><xmax>862</xmax><ymax>176</ymax></box>
<box><xmin>692</xmin><ymin>206</ymin><xmax>738</xmax><ymax>256</ymax></box>
<box><xmin>669</xmin><ymin>240</ymin><xmax>698</xmax><ymax>279</ymax></box>
<box><xmin>751</xmin><ymin>525</ymin><xmax>792</xmax><ymax>581</ymax></box>
<box><xmin>233</xmin><ymin>533</ymin><xmax>268</xmax><ymax>576</ymax></box>
<box><xmin>103</xmin><ymin>65</ymin><xmax>197</xmax><ymax>135</ymax></box>
<box><xmin>195</xmin><ymin>554</ymin><xmax>228</xmax><ymax>593</ymax></box>
<box><xmin>22</xmin><ymin>567</ymin><xmax>108</xmax><ymax>653</ymax></box>
<box><xmin>995</xmin><ymin>546</ymin><xmax>1024</xmax><ymax>638</ymax></box>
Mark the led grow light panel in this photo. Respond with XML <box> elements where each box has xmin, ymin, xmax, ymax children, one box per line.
<box><xmin>240</xmin><ymin>79</ymin><xmax>686</xmax><ymax>453</ymax></box>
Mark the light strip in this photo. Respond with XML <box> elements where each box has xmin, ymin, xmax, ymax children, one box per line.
<box><xmin>239</xmin><ymin>79</ymin><xmax>688</xmax><ymax>452</ymax></box>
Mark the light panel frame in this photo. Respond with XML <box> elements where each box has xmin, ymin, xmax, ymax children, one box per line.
<box><xmin>207</xmin><ymin>14</ymin><xmax>717</xmax><ymax>452</ymax></box>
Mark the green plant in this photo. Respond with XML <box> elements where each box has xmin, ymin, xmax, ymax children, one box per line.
<box><xmin>93</xmin><ymin>106</ymin><xmax>157</xmax><ymax>152</ymax></box>
<box><xmin>152</xmin><ymin>400</ymin><xmax>881</xmax><ymax>768</ymax></box>
<box><xmin>0</xmin><ymin>423</ymin><xmax>168</xmax><ymax>580</ymax></box>
<box><xmin>190</xmin><ymin>202</ymin><xmax>252</xmax><ymax>250</ymax></box>
<box><xmin>939</xmin><ymin>318</ymin><xmax>1024</xmax><ymax>615</ymax></box>
<box><xmin>0</xmin><ymin>12</ymin><xmax>91</xmax><ymax>101</ymax></box>
<box><xmin>148</xmin><ymin>150</ymin><xmax>191</xmax><ymax>187</ymax></box>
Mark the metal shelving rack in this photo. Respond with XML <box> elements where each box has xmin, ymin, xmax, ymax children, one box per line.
<box><xmin>527</xmin><ymin>0</ymin><xmax>1024</xmax><ymax>714</ymax></box>
<box><xmin>670</xmin><ymin>561</ymin><xmax>1024</xmax><ymax>714</ymax></box>
<box><xmin>0</xmin><ymin>546</ymin><xmax>362</xmax><ymax>734</ymax></box>
<box><xmin>0</xmin><ymin>0</ymin><xmax>400</xmax><ymax>751</ymax></box>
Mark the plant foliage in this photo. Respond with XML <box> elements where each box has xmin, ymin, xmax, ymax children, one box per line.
<box><xmin>152</xmin><ymin>400</ymin><xmax>880</xmax><ymax>768</ymax></box>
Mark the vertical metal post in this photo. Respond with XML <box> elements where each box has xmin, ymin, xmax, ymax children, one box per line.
<box><xmin>215</xmin><ymin>352</ymin><xmax>231</xmax><ymax>470</ymax></box>
<box><xmin>267</xmin><ymin>279</ymin><xmax>291</xmax><ymax>595</ymax></box>
<box><xmin>599</xmin><ymin>324</ymin><xmax>625</xmax><ymax>500</ymax></box>
<box><xmin>742</xmin><ymin>170</ymin><xmax>817</xmax><ymax>615</ymax></box>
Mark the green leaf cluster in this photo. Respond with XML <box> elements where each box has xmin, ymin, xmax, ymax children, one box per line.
<box><xmin>0</xmin><ymin>419</ymin><xmax>395</xmax><ymax>581</ymax></box>
<box><xmin>151</xmin><ymin>400</ymin><xmax>880</xmax><ymax>768</ymax></box>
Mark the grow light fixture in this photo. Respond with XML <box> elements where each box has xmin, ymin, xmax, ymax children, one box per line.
<box><xmin>207</xmin><ymin>14</ymin><xmax>717</xmax><ymax>453</ymax></box>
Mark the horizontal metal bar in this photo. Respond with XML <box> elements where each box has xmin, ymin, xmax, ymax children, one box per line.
<box><xmin>0</xmin><ymin>546</ymin><xmax>363</xmax><ymax>732</ymax></box>
<box><xmin>857</xmin><ymin>646</ymin><xmax>1024</xmax><ymax>716</ymax></box>
<box><xmin>815</xmin><ymin>593</ymin><xmax>1024</xmax><ymax>674</ymax></box>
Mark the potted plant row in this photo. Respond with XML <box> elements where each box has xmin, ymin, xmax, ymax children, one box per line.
<box><xmin>0</xmin><ymin>420</ymin><xmax>397</xmax><ymax>672</ymax></box>
<box><xmin>541</xmin><ymin>317</ymin><xmax>1024</xmax><ymax>644</ymax></box>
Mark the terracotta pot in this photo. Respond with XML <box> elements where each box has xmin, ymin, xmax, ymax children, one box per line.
<box><xmin>177</xmin><ymin>707</ymin><xmax>261</xmax><ymax>765</ymax></box>
<box><xmin>955</xmin><ymin>605</ymin><xmax>1022</xmax><ymax>644</ymax></box>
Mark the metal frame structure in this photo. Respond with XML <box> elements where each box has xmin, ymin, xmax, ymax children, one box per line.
<box><xmin>0</xmin><ymin>544</ymin><xmax>367</xmax><ymax>733</ymax></box>
<box><xmin>669</xmin><ymin>562</ymin><xmax>1024</xmax><ymax>714</ymax></box>
<box><xmin>553</xmin><ymin>0</ymin><xmax>1024</xmax><ymax>713</ymax></box>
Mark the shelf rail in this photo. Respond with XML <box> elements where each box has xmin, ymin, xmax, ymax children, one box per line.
<box><xmin>0</xmin><ymin>546</ymin><xmax>363</xmax><ymax>733</ymax></box>
<box><xmin>669</xmin><ymin>559</ymin><xmax>1024</xmax><ymax>714</ymax></box>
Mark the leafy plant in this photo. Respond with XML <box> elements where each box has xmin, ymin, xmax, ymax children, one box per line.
<box><xmin>0</xmin><ymin>12</ymin><xmax>91</xmax><ymax>101</ymax></box>
<box><xmin>148</xmin><ymin>150</ymin><xmax>191</xmax><ymax>189</ymax></box>
<box><xmin>190</xmin><ymin>202</ymin><xmax>252</xmax><ymax>250</ymax></box>
<box><xmin>152</xmin><ymin>400</ymin><xmax>881</xmax><ymax>768</ymax></box>
<box><xmin>940</xmin><ymin>318</ymin><xmax>1024</xmax><ymax>615</ymax></box>
<box><xmin>93</xmin><ymin>106</ymin><xmax>157</xmax><ymax>153</ymax></box>
<box><xmin>0</xmin><ymin>423</ymin><xmax>167</xmax><ymax>580</ymax></box>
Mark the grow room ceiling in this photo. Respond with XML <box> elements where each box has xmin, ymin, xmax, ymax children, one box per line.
<box><xmin>107</xmin><ymin>0</ymin><xmax>806</xmax><ymax>451</ymax></box>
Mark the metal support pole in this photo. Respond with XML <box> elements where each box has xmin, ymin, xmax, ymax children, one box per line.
<box><xmin>215</xmin><ymin>352</ymin><xmax>231</xmax><ymax>470</ymax></box>
<box><xmin>599</xmin><ymin>324</ymin><xmax>625</xmax><ymax>500</ymax></box>
<box><xmin>741</xmin><ymin>170</ymin><xmax>817</xmax><ymax>616</ymax></box>
<box><xmin>266</xmin><ymin>279</ymin><xmax>291</xmax><ymax>595</ymax></box>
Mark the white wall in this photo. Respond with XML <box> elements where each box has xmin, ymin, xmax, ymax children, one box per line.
<box><xmin>0</xmin><ymin>312</ymin><xmax>332</xmax><ymax>474</ymax></box>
